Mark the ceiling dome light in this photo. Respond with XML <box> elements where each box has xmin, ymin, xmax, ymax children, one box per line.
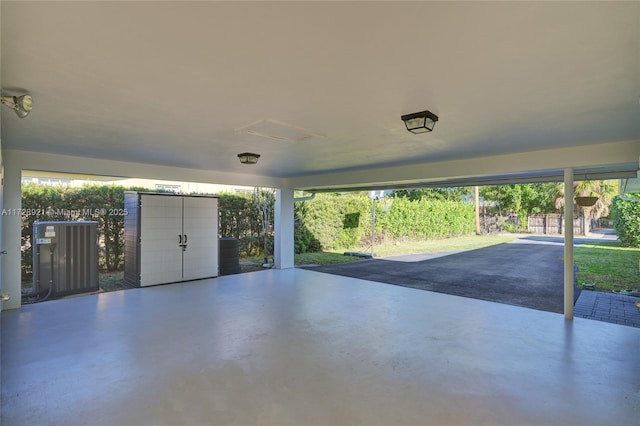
<box><xmin>237</xmin><ymin>152</ymin><xmax>260</xmax><ymax>165</ymax></box>
<box><xmin>401</xmin><ymin>110</ymin><xmax>438</xmax><ymax>134</ymax></box>
<box><xmin>1</xmin><ymin>94</ymin><xmax>33</xmax><ymax>118</ymax></box>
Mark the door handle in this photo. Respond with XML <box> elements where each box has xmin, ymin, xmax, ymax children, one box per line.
<box><xmin>179</xmin><ymin>235</ymin><xmax>182</xmax><ymax>245</ymax></box>
<box><xmin>0</xmin><ymin>250</ymin><xmax>7</xmax><ymax>255</ymax></box>
<box><xmin>183</xmin><ymin>234</ymin><xmax>188</xmax><ymax>244</ymax></box>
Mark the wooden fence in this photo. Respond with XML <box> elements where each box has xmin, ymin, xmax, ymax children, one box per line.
<box><xmin>527</xmin><ymin>214</ymin><xmax>586</xmax><ymax>235</ymax></box>
<box><xmin>480</xmin><ymin>213</ymin><xmax>588</xmax><ymax>235</ymax></box>
<box><xmin>479</xmin><ymin>214</ymin><xmax>519</xmax><ymax>234</ymax></box>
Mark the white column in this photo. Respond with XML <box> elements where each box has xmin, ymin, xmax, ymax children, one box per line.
<box><xmin>1</xmin><ymin>153</ymin><xmax>22</xmax><ymax>309</ymax></box>
<box><xmin>274</xmin><ymin>188</ymin><xmax>294</xmax><ymax>269</ymax></box>
<box><xmin>564</xmin><ymin>168</ymin><xmax>574</xmax><ymax>320</ymax></box>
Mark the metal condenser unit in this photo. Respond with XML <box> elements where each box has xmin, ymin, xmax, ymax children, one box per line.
<box><xmin>33</xmin><ymin>221</ymin><xmax>99</xmax><ymax>299</ymax></box>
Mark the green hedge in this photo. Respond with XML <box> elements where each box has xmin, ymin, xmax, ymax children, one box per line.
<box><xmin>612</xmin><ymin>195</ymin><xmax>640</xmax><ymax>247</ymax></box>
<box><xmin>298</xmin><ymin>193</ymin><xmax>474</xmax><ymax>250</ymax></box>
<box><xmin>20</xmin><ymin>184</ymin><xmax>149</xmax><ymax>279</ymax></box>
<box><xmin>377</xmin><ymin>197</ymin><xmax>475</xmax><ymax>239</ymax></box>
<box><xmin>217</xmin><ymin>192</ymin><xmax>270</xmax><ymax>257</ymax></box>
<box><xmin>297</xmin><ymin>193</ymin><xmax>371</xmax><ymax>250</ymax></box>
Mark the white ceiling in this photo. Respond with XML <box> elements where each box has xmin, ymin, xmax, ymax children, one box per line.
<box><xmin>2</xmin><ymin>1</ymin><xmax>639</xmax><ymax>190</ymax></box>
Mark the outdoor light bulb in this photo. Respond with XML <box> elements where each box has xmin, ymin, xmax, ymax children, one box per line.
<box><xmin>403</xmin><ymin>117</ymin><xmax>420</xmax><ymax>129</ymax></box>
<box><xmin>15</xmin><ymin>108</ymin><xmax>29</xmax><ymax>119</ymax></box>
<box><xmin>17</xmin><ymin>95</ymin><xmax>33</xmax><ymax>112</ymax></box>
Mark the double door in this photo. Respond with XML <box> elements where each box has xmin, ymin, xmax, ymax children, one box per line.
<box><xmin>139</xmin><ymin>194</ymin><xmax>218</xmax><ymax>287</ymax></box>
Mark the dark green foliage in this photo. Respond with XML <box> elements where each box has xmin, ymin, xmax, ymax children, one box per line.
<box><xmin>294</xmin><ymin>201</ymin><xmax>322</xmax><ymax>254</ymax></box>
<box><xmin>218</xmin><ymin>192</ymin><xmax>268</xmax><ymax>256</ymax></box>
<box><xmin>612</xmin><ymin>196</ymin><xmax>640</xmax><ymax>247</ymax></box>
<box><xmin>20</xmin><ymin>184</ymin><xmax>149</xmax><ymax>280</ymax></box>
<box><xmin>298</xmin><ymin>193</ymin><xmax>474</xmax><ymax>250</ymax></box>
<box><xmin>376</xmin><ymin>197</ymin><xmax>475</xmax><ymax>239</ymax></box>
<box><xmin>343</xmin><ymin>213</ymin><xmax>360</xmax><ymax>229</ymax></box>
<box><xmin>20</xmin><ymin>184</ymin><xmax>67</xmax><ymax>280</ymax></box>
<box><xmin>299</xmin><ymin>193</ymin><xmax>371</xmax><ymax>250</ymax></box>
<box><xmin>480</xmin><ymin>183</ymin><xmax>557</xmax><ymax>216</ymax></box>
<box><xmin>393</xmin><ymin>187</ymin><xmax>471</xmax><ymax>201</ymax></box>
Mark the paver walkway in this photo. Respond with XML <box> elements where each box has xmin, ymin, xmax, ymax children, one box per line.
<box><xmin>574</xmin><ymin>291</ymin><xmax>640</xmax><ymax>328</ymax></box>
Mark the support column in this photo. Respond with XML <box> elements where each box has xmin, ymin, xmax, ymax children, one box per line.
<box><xmin>564</xmin><ymin>168</ymin><xmax>574</xmax><ymax>320</ymax></box>
<box><xmin>1</xmin><ymin>153</ymin><xmax>22</xmax><ymax>310</ymax></box>
<box><xmin>274</xmin><ymin>187</ymin><xmax>294</xmax><ymax>269</ymax></box>
<box><xmin>474</xmin><ymin>186</ymin><xmax>481</xmax><ymax>235</ymax></box>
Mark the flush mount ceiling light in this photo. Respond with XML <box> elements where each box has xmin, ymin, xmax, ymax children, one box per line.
<box><xmin>1</xmin><ymin>94</ymin><xmax>33</xmax><ymax>118</ymax></box>
<box><xmin>401</xmin><ymin>110</ymin><xmax>438</xmax><ymax>134</ymax></box>
<box><xmin>237</xmin><ymin>152</ymin><xmax>260</xmax><ymax>165</ymax></box>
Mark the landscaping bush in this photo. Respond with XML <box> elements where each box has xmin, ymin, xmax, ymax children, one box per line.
<box><xmin>299</xmin><ymin>193</ymin><xmax>371</xmax><ymax>250</ymax></box>
<box><xmin>20</xmin><ymin>184</ymin><xmax>148</xmax><ymax>280</ymax></box>
<box><xmin>612</xmin><ymin>195</ymin><xmax>640</xmax><ymax>247</ymax></box>
<box><xmin>218</xmin><ymin>192</ymin><xmax>268</xmax><ymax>256</ymax></box>
<box><xmin>297</xmin><ymin>193</ymin><xmax>475</xmax><ymax>251</ymax></box>
<box><xmin>377</xmin><ymin>197</ymin><xmax>475</xmax><ymax>240</ymax></box>
<box><xmin>294</xmin><ymin>201</ymin><xmax>322</xmax><ymax>253</ymax></box>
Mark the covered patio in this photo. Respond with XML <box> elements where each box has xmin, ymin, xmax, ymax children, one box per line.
<box><xmin>3</xmin><ymin>269</ymin><xmax>638</xmax><ymax>425</ymax></box>
<box><xmin>1</xmin><ymin>2</ymin><xmax>639</xmax><ymax>424</ymax></box>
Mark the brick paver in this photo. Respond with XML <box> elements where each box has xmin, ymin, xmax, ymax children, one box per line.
<box><xmin>574</xmin><ymin>290</ymin><xmax>640</xmax><ymax>328</ymax></box>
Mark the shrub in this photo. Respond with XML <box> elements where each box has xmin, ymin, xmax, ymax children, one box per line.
<box><xmin>377</xmin><ymin>197</ymin><xmax>475</xmax><ymax>240</ymax></box>
<box><xmin>217</xmin><ymin>192</ymin><xmax>267</xmax><ymax>256</ymax></box>
<box><xmin>20</xmin><ymin>184</ymin><xmax>149</xmax><ymax>279</ymax></box>
<box><xmin>612</xmin><ymin>195</ymin><xmax>640</xmax><ymax>247</ymax></box>
<box><xmin>299</xmin><ymin>193</ymin><xmax>371</xmax><ymax>250</ymax></box>
<box><xmin>297</xmin><ymin>193</ymin><xmax>475</xmax><ymax>251</ymax></box>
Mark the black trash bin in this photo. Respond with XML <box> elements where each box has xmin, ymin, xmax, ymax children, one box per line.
<box><xmin>219</xmin><ymin>237</ymin><xmax>241</xmax><ymax>275</ymax></box>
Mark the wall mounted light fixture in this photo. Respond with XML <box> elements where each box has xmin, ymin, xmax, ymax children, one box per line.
<box><xmin>1</xmin><ymin>94</ymin><xmax>33</xmax><ymax>118</ymax></box>
<box><xmin>237</xmin><ymin>152</ymin><xmax>260</xmax><ymax>165</ymax></box>
<box><xmin>401</xmin><ymin>110</ymin><xmax>438</xmax><ymax>134</ymax></box>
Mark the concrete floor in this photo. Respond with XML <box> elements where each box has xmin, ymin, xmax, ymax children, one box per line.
<box><xmin>2</xmin><ymin>269</ymin><xmax>639</xmax><ymax>426</ymax></box>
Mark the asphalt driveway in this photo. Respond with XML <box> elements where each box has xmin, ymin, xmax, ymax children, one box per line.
<box><xmin>304</xmin><ymin>237</ymin><xmax>574</xmax><ymax>313</ymax></box>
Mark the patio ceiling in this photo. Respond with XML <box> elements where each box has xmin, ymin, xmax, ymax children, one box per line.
<box><xmin>2</xmin><ymin>2</ymin><xmax>639</xmax><ymax>190</ymax></box>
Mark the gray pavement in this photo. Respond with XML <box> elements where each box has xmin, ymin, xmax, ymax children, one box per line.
<box><xmin>306</xmin><ymin>238</ymin><xmax>569</xmax><ymax>314</ymax></box>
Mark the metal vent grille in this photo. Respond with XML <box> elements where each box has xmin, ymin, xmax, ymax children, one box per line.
<box><xmin>33</xmin><ymin>221</ymin><xmax>99</xmax><ymax>298</ymax></box>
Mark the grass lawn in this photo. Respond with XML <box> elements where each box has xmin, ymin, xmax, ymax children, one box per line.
<box><xmin>291</xmin><ymin>234</ymin><xmax>515</xmax><ymax>265</ymax></box>
<box><xmin>347</xmin><ymin>234</ymin><xmax>515</xmax><ymax>258</ymax></box>
<box><xmin>574</xmin><ymin>242</ymin><xmax>640</xmax><ymax>292</ymax></box>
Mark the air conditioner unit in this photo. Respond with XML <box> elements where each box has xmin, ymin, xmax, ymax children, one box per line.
<box><xmin>32</xmin><ymin>221</ymin><xmax>99</xmax><ymax>299</ymax></box>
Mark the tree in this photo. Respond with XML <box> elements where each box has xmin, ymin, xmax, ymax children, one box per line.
<box><xmin>480</xmin><ymin>184</ymin><xmax>557</xmax><ymax>216</ymax></box>
<box><xmin>553</xmin><ymin>180</ymin><xmax>618</xmax><ymax>232</ymax></box>
<box><xmin>612</xmin><ymin>195</ymin><xmax>640</xmax><ymax>247</ymax></box>
<box><xmin>392</xmin><ymin>187</ymin><xmax>471</xmax><ymax>201</ymax></box>
<box><xmin>253</xmin><ymin>187</ymin><xmax>276</xmax><ymax>264</ymax></box>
